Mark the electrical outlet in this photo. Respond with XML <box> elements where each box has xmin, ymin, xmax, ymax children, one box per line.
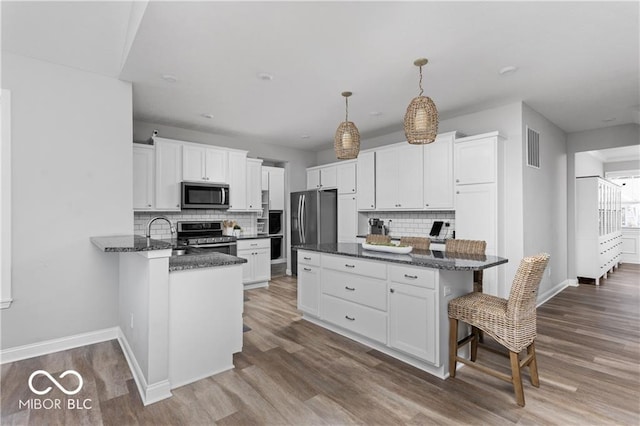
<box><xmin>130</xmin><ymin>313</ymin><xmax>134</xmax><ymax>329</ymax></box>
<box><xmin>444</xmin><ymin>286</ymin><xmax>452</xmax><ymax>296</ymax></box>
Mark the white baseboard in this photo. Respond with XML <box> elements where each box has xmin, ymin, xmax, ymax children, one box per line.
<box><xmin>116</xmin><ymin>328</ymin><xmax>172</xmax><ymax>405</ymax></box>
<box><xmin>0</xmin><ymin>327</ymin><xmax>119</xmax><ymax>364</ymax></box>
<box><xmin>537</xmin><ymin>279</ymin><xmax>574</xmax><ymax>307</ymax></box>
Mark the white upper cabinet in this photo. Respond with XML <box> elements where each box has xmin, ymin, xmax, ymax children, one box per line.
<box><xmin>423</xmin><ymin>132</ymin><xmax>458</xmax><ymax>210</ymax></box>
<box><xmin>154</xmin><ymin>138</ymin><xmax>182</xmax><ymax>211</ymax></box>
<box><xmin>376</xmin><ymin>143</ymin><xmax>423</xmax><ymax>210</ymax></box>
<box><xmin>182</xmin><ymin>144</ymin><xmax>228</xmax><ymax>183</ymax></box>
<box><xmin>264</xmin><ymin>166</ymin><xmax>285</xmax><ymax>210</ymax></box>
<box><xmin>454</xmin><ymin>136</ymin><xmax>497</xmax><ymax>185</ymax></box>
<box><xmin>357</xmin><ymin>151</ymin><xmax>376</xmax><ymax>210</ymax></box>
<box><xmin>227</xmin><ymin>151</ymin><xmax>248</xmax><ymax>211</ymax></box>
<box><xmin>307</xmin><ymin>165</ymin><xmax>337</xmax><ymax>190</ymax></box>
<box><xmin>338</xmin><ymin>193</ymin><xmax>358</xmax><ymax>243</ymax></box>
<box><xmin>336</xmin><ymin>161</ymin><xmax>357</xmax><ymax>194</ymax></box>
<box><xmin>133</xmin><ymin>144</ymin><xmax>154</xmax><ymax>210</ymax></box>
<box><xmin>246</xmin><ymin>159</ymin><xmax>263</xmax><ymax>210</ymax></box>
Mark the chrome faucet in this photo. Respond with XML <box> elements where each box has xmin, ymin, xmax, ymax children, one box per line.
<box><xmin>146</xmin><ymin>216</ymin><xmax>176</xmax><ymax>239</ymax></box>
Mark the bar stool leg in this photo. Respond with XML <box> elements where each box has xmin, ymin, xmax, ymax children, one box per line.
<box><xmin>527</xmin><ymin>342</ymin><xmax>540</xmax><ymax>387</ymax></box>
<box><xmin>510</xmin><ymin>351</ymin><xmax>525</xmax><ymax>407</ymax></box>
<box><xmin>449</xmin><ymin>318</ymin><xmax>458</xmax><ymax>377</ymax></box>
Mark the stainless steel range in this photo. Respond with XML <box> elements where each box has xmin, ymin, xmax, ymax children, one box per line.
<box><xmin>176</xmin><ymin>221</ymin><xmax>237</xmax><ymax>256</ymax></box>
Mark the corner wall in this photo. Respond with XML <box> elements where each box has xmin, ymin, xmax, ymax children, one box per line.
<box><xmin>0</xmin><ymin>53</ymin><xmax>133</xmax><ymax>349</ymax></box>
<box><xmin>522</xmin><ymin>103</ymin><xmax>568</xmax><ymax>299</ymax></box>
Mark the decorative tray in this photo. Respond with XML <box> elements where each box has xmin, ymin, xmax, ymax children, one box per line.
<box><xmin>361</xmin><ymin>242</ymin><xmax>413</xmax><ymax>254</ymax></box>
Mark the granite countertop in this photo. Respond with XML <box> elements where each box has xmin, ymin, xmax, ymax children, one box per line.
<box><xmin>356</xmin><ymin>235</ymin><xmax>449</xmax><ymax>245</ymax></box>
<box><xmin>169</xmin><ymin>252</ymin><xmax>247</xmax><ymax>272</ymax></box>
<box><xmin>90</xmin><ymin>235</ymin><xmax>173</xmax><ymax>252</ymax></box>
<box><xmin>296</xmin><ymin>243</ymin><xmax>507</xmax><ymax>271</ymax></box>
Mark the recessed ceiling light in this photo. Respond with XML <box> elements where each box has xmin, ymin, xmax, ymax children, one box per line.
<box><xmin>603</xmin><ymin>117</ymin><xmax>617</xmax><ymax>122</ymax></box>
<box><xmin>162</xmin><ymin>74</ymin><xmax>178</xmax><ymax>83</ymax></box>
<box><xmin>257</xmin><ymin>72</ymin><xmax>274</xmax><ymax>81</ymax></box>
<box><xmin>498</xmin><ymin>66</ymin><xmax>518</xmax><ymax>75</ymax></box>
<box><xmin>370</xmin><ymin>111</ymin><xmax>383</xmax><ymax>116</ymax></box>
<box><xmin>300</xmin><ymin>134</ymin><xmax>310</xmax><ymax>139</ymax></box>
<box><xmin>201</xmin><ymin>113</ymin><xmax>214</xmax><ymax>119</ymax></box>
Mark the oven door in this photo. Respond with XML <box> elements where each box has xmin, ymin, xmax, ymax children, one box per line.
<box><xmin>188</xmin><ymin>243</ymin><xmax>237</xmax><ymax>256</ymax></box>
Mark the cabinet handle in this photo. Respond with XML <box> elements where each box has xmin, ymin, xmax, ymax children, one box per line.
<box><xmin>176</xmin><ymin>204</ymin><xmax>180</xmax><ymax>207</ymax></box>
<box><xmin>345</xmin><ymin>286</ymin><xmax>355</xmax><ymax>291</ymax></box>
<box><xmin>425</xmin><ymin>203</ymin><xmax>429</xmax><ymax>206</ymax></box>
<box><xmin>251</xmin><ymin>243</ymin><xmax>258</xmax><ymax>246</ymax></box>
<box><xmin>303</xmin><ymin>257</ymin><xmax>311</xmax><ymax>260</ymax></box>
<box><xmin>404</xmin><ymin>274</ymin><xmax>418</xmax><ymax>279</ymax></box>
<box><xmin>390</xmin><ymin>288</ymin><xmax>395</xmax><ymax>293</ymax></box>
<box><xmin>456</xmin><ymin>191</ymin><xmax>460</xmax><ymax>194</ymax></box>
<box><xmin>345</xmin><ymin>315</ymin><xmax>355</xmax><ymax>321</ymax></box>
<box><xmin>147</xmin><ymin>204</ymin><xmax>152</xmax><ymax>207</ymax></box>
<box><xmin>456</xmin><ymin>179</ymin><xmax>460</xmax><ymax>183</ymax></box>
<box><xmin>344</xmin><ymin>264</ymin><xmax>355</xmax><ymax>268</ymax></box>
<box><xmin>303</xmin><ymin>267</ymin><xmax>312</xmax><ymax>272</ymax></box>
<box><xmin>371</xmin><ymin>204</ymin><xmax>374</xmax><ymax>208</ymax></box>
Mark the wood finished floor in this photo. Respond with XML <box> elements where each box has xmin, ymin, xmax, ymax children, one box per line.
<box><xmin>2</xmin><ymin>263</ymin><xmax>639</xmax><ymax>425</ymax></box>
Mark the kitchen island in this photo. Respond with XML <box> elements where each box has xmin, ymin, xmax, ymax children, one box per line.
<box><xmin>295</xmin><ymin>242</ymin><xmax>507</xmax><ymax>379</ymax></box>
<box><xmin>91</xmin><ymin>235</ymin><xmax>246</xmax><ymax>405</ymax></box>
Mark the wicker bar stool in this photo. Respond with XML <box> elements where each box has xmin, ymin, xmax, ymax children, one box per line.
<box><xmin>445</xmin><ymin>239</ymin><xmax>487</xmax><ymax>293</ymax></box>
<box><xmin>448</xmin><ymin>253</ymin><xmax>550</xmax><ymax>407</ymax></box>
<box><xmin>365</xmin><ymin>234</ymin><xmax>391</xmax><ymax>244</ymax></box>
<box><xmin>399</xmin><ymin>236</ymin><xmax>431</xmax><ymax>250</ymax></box>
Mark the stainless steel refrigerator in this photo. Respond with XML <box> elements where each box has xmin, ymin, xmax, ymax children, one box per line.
<box><xmin>290</xmin><ymin>189</ymin><xmax>337</xmax><ymax>275</ymax></box>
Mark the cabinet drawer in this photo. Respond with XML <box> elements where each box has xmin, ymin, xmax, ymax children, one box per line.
<box><xmin>389</xmin><ymin>265</ymin><xmax>436</xmax><ymax>289</ymax></box>
<box><xmin>238</xmin><ymin>238</ymin><xmax>270</xmax><ymax>250</ymax></box>
<box><xmin>298</xmin><ymin>250</ymin><xmax>320</xmax><ymax>266</ymax></box>
<box><xmin>322</xmin><ymin>254</ymin><xmax>387</xmax><ymax>279</ymax></box>
<box><xmin>321</xmin><ymin>294</ymin><xmax>387</xmax><ymax>344</ymax></box>
<box><xmin>321</xmin><ymin>269</ymin><xmax>387</xmax><ymax>311</ymax></box>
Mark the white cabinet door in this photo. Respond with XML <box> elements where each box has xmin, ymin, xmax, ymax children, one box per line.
<box><xmin>133</xmin><ymin>145</ymin><xmax>154</xmax><ymax>210</ymax></box>
<box><xmin>261</xmin><ymin>169</ymin><xmax>269</xmax><ymax>191</ymax></box>
<box><xmin>396</xmin><ymin>144</ymin><xmax>423</xmax><ymax>209</ymax></box>
<box><xmin>357</xmin><ymin>151</ymin><xmax>376</xmax><ymax>210</ymax></box>
<box><xmin>375</xmin><ymin>146</ymin><xmax>398</xmax><ymax>209</ymax></box>
<box><xmin>253</xmin><ymin>248</ymin><xmax>271</xmax><ymax>283</ymax></box>
<box><xmin>246</xmin><ymin>159</ymin><xmax>263</xmax><ymax>210</ymax></box>
<box><xmin>298</xmin><ymin>263</ymin><xmax>320</xmax><ymax>316</ymax></box>
<box><xmin>423</xmin><ymin>136</ymin><xmax>454</xmax><ymax>210</ymax></box>
<box><xmin>268</xmin><ymin>167</ymin><xmax>285</xmax><ymax>210</ymax></box>
<box><xmin>454</xmin><ymin>137</ymin><xmax>496</xmax><ymax>185</ymax></box>
<box><xmin>155</xmin><ymin>139</ymin><xmax>182</xmax><ymax>211</ymax></box>
<box><xmin>337</xmin><ymin>162</ymin><xmax>357</xmax><ymax>194</ymax></box>
<box><xmin>204</xmin><ymin>148</ymin><xmax>228</xmax><ymax>183</ymax></box>
<box><xmin>182</xmin><ymin>145</ymin><xmax>206</xmax><ymax>182</ymax></box>
<box><xmin>227</xmin><ymin>151</ymin><xmax>248</xmax><ymax>211</ymax></box>
<box><xmin>320</xmin><ymin>166</ymin><xmax>338</xmax><ymax>189</ymax></box>
<box><xmin>455</xmin><ymin>183</ymin><xmax>497</xmax><ymax>250</ymax></box>
<box><xmin>338</xmin><ymin>194</ymin><xmax>358</xmax><ymax>243</ymax></box>
<box><xmin>388</xmin><ymin>282</ymin><xmax>437</xmax><ymax>364</ymax></box>
<box><xmin>307</xmin><ymin>169</ymin><xmax>320</xmax><ymax>189</ymax></box>
<box><xmin>237</xmin><ymin>249</ymin><xmax>254</xmax><ymax>283</ymax></box>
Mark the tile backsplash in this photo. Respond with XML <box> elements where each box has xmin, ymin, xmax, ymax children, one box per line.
<box><xmin>361</xmin><ymin>211</ymin><xmax>455</xmax><ymax>239</ymax></box>
<box><xmin>134</xmin><ymin>210</ymin><xmax>259</xmax><ymax>240</ymax></box>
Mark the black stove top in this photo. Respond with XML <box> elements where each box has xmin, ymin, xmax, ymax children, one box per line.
<box><xmin>176</xmin><ymin>221</ymin><xmax>236</xmax><ymax>246</ymax></box>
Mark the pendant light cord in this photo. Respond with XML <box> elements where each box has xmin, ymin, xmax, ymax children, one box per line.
<box><xmin>345</xmin><ymin>96</ymin><xmax>349</xmax><ymax>122</ymax></box>
<box><xmin>418</xmin><ymin>65</ymin><xmax>424</xmax><ymax>96</ymax></box>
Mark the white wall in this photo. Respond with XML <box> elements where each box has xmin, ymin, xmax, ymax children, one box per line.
<box><xmin>566</xmin><ymin>123</ymin><xmax>640</xmax><ymax>277</ymax></box>
<box><xmin>605</xmin><ymin>160</ymin><xmax>640</xmax><ymax>174</ymax></box>
<box><xmin>0</xmin><ymin>53</ymin><xmax>133</xmax><ymax>349</ymax></box>
<box><xmin>522</xmin><ymin>103</ymin><xmax>568</xmax><ymax>299</ymax></box>
<box><xmin>575</xmin><ymin>152</ymin><xmax>604</xmax><ymax>177</ymax></box>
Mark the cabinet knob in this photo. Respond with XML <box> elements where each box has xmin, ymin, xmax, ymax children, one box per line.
<box><xmin>390</xmin><ymin>288</ymin><xmax>395</xmax><ymax>293</ymax></box>
<box><xmin>371</xmin><ymin>204</ymin><xmax>374</xmax><ymax>208</ymax></box>
<box><xmin>456</xmin><ymin>179</ymin><xmax>460</xmax><ymax>183</ymax></box>
<box><xmin>425</xmin><ymin>203</ymin><xmax>429</xmax><ymax>206</ymax></box>
<box><xmin>456</xmin><ymin>191</ymin><xmax>460</xmax><ymax>194</ymax></box>
<box><xmin>176</xmin><ymin>204</ymin><xmax>180</xmax><ymax>207</ymax></box>
<box><xmin>147</xmin><ymin>204</ymin><xmax>152</xmax><ymax>207</ymax></box>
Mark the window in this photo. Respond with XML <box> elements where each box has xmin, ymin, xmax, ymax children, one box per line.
<box><xmin>608</xmin><ymin>173</ymin><xmax>640</xmax><ymax>228</ymax></box>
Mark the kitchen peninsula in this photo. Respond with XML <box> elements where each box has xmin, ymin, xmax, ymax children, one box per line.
<box><xmin>296</xmin><ymin>242</ymin><xmax>507</xmax><ymax>379</ymax></box>
<box><xmin>90</xmin><ymin>235</ymin><xmax>246</xmax><ymax>405</ymax></box>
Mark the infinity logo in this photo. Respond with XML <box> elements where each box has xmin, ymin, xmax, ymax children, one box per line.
<box><xmin>28</xmin><ymin>370</ymin><xmax>83</xmax><ymax>396</ymax></box>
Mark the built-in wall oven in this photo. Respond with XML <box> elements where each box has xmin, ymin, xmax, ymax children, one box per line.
<box><xmin>176</xmin><ymin>221</ymin><xmax>237</xmax><ymax>256</ymax></box>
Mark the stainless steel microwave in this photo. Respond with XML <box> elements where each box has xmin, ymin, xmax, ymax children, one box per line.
<box><xmin>181</xmin><ymin>182</ymin><xmax>230</xmax><ymax>209</ymax></box>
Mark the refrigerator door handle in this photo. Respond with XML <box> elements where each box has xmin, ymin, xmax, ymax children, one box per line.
<box><xmin>301</xmin><ymin>194</ymin><xmax>306</xmax><ymax>243</ymax></box>
<box><xmin>297</xmin><ymin>194</ymin><xmax>303</xmax><ymax>244</ymax></box>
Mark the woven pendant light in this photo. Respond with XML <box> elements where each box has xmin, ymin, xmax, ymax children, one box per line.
<box><xmin>404</xmin><ymin>58</ymin><xmax>438</xmax><ymax>144</ymax></box>
<box><xmin>334</xmin><ymin>91</ymin><xmax>360</xmax><ymax>159</ymax></box>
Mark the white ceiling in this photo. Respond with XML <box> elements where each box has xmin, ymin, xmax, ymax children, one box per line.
<box><xmin>2</xmin><ymin>1</ymin><xmax>639</xmax><ymax>151</ymax></box>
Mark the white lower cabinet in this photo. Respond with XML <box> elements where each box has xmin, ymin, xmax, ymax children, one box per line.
<box><xmin>237</xmin><ymin>239</ymin><xmax>270</xmax><ymax>288</ymax></box>
<box><xmin>321</xmin><ymin>294</ymin><xmax>387</xmax><ymax>344</ymax></box>
<box><xmin>297</xmin><ymin>251</ymin><xmax>320</xmax><ymax>316</ymax></box>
